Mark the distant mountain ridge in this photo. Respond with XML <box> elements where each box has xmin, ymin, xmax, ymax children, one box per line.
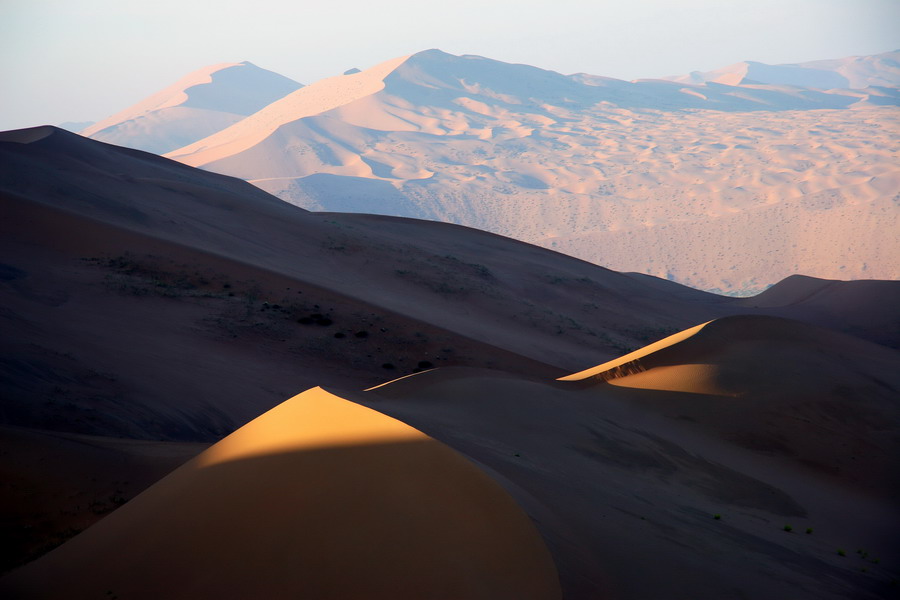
<box><xmin>664</xmin><ymin>50</ymin><xmax>900</xmax><ymax>89</ymax></box>
<box><xmin>80</xmin><ymin>49</ymin><xmax>899</xmax><ymax>294</ymax></box>
<box><xmin>81</xmin><ymin>61</ymin><xmax>303</xmax><ymax>154</ymax></box>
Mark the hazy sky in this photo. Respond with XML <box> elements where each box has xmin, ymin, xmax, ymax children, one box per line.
<box><xmin>1</xmin><ymin>0</ymin><xmax>898</xmax><ymax>130</ymax></box>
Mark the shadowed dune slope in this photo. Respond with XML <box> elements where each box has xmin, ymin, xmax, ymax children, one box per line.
<box><xmin>735</xmin><ymin>275</ymin><xmax>900</xmax><ymax>348</ymax></box>
<box><xmin>2</xmin><ymin>126</ymin><xmax>898</xmax><ymax>443</ymax></box>
<box><xmin>0</xmin><ymin>426</ymin><xmax>207</xmax><ymax>574</ymax></box>
<box><xmin>361</xmin><ymin>316</ymin><xmax>900</xmax><ymax>599</ymax></box>
<box><xmin>561</xmin><ymin>315</ymin><xmax>900</xmax><ymax>492</ymax></box>
<box><xmin>1</xmin><ymin>387</ymin><xmax>561</xmax><ymax>600</ymax></box>
<box><xmin>0</xmin><ymin>125</ymin><xmax>734</xmax><ymax>441</ymax></box>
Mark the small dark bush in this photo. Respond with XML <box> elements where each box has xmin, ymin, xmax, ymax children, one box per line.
<box><xmin>783</xmin><ymin>525</ymin><xmax>793</xmax><ymax>532</ymax></box>
<box><xmin>381</xmin><ymin>363</ymin><xmax>395</xmax><ymax>370</ymax></box>
<box><xmin>355</xmin><ymin>331</ymin><xmax>368</xmax><ymax>338</ymax></box>
<box><xmin>334</xmin><ymin>332</ymin><xmax>346</xmax><ymax>339</ymax></box>
<box><xmin>418</xmin><ymin>360</ymin><xmax>434</xmax><ymax>369</ymax></box>
<box><xmin>713</xmin><ymin>514</ymin><xmax>721</xmax><ymax>520</ymax></box>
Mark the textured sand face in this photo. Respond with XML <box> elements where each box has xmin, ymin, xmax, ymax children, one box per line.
<box><xmin>165</xmin><ymin>51</ymin><xmax>899</xmax><ymax>294</ymax></box>
<box><xmin>2</xmin><ymin>388</ymin><xmax>561</xmax><ymax>600</ymax></box>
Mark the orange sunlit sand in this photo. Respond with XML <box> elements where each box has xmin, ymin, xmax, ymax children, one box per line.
<box><xmin>2</xmin><ymin>388</ymin><xmax>560</xmax><ymax>599</ymax></box>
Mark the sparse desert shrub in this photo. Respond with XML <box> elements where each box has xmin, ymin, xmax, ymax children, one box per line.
<box><xmin>713</xmin><ymin>514</ymin><xmax>721</xmax><ymax>520</ymax></box>
<box><xmin>837</xmin><ymin>549</ymin><xmax>846</xmax><ymax>557</ymax></box>
<box><xmin>355</xmin><ymin>331</ymin><xmax>368</xmax><ymax>338</ymax></box>
<box><xmin>381</xmin><ymin>363</ymin><xmax>395</xmax><ymax>370</ymax></box>
<box><xmin>418</xmin><ymin>360</ymin><xmax>434</xmax><ymax>369</ymax></box>
<box><xmin>334</xmin><ymin>332</ymin><xmax>345</xmax><ymax>339</ymax></box>
<box><xmin>805</xmin><ymin>527</ymin><xmax>813</xmax><ymax>534</ymax></box>
<box><xmin>783</xmin><ymin>525</ymin><xmax>793</xmax><ymax>532</ymax></box>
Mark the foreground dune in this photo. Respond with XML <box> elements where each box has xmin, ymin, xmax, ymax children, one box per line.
<box><xmin>362</xmin><ymin>316</ymin><xmax>900</xmax><ymax>599</ymax></box>
<box><xmin>1</xmin><ymin>387</ymin><xmax>560</xmax><ymax>599</ymax></box>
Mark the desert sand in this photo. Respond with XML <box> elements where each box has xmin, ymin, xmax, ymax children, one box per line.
<box><xmin>361</xmin><ymin>316</ymin><xmax>900</xmax><ymax>599</ymax></box>
<box><xmin>2</xmin><ymin>126</ymin><xmax>898</xmax><ymax>598</ymax></box>
<box><xmin>2</xmin><ymin>388</ymin><xmax>561</xmax><ymax>599</ymax></box>
<box><xmin>154</xmin><ymin>49</ymin><xmax>900</xmax><ymax>294</ymax></box>
<box><xmin>82</xmin><ymin>62</ymin><xmax>302</xmax><ymax>155</ymax></box>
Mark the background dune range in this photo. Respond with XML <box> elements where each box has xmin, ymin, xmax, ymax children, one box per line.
<box><xmin>1</xmin><ymin>125</ymin><xmax>898</xmax><ymax>598</ymax></box>
<box><xmin>99</xmin><ymin>48</ymin><xmax>900</xmax><ymax>296</ymax></box>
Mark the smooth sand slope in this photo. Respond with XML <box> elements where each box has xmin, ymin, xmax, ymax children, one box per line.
<box><xmin>82</xmin><ymin>61</ymin><xmax>302</xmax><ymax>154</ymax></box>
<box><xmin>1</xmin><ymin>388</ymin><xmax>561</xmax><ymax>600</ymax></box>
<box><xmin>160</xmin><ymin>49</ymin><xmax>899</xmax><ymax>294</ymax></box>
<box><xmin>361</xmin><ymin>315</ymin><xmax>900</xmax><ymax>599</ymax></box>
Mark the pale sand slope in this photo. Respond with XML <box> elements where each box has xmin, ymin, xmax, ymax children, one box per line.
<box><xmin>164</xmin><ymin>49</ymin><xmax>899</xmax><ymax>294</ymax></box>
<box><xmin>1</xmin><ymin>388</ymin><xmax>560</xmax><ymax>600</ymax></box>
<box><xmin>82</xmin><ymin>62</ymin><xmax>302</xmax><ymax>155</ymax></box>
<box><xmin>361</xmin><ymin>315</ymin><xmax>900</xmax><ymax>599</ymax></box>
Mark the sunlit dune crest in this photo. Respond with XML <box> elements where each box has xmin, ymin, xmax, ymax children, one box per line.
<box><xmin>194</xmin><ymin>385</ymin><xmax>423</xmax><ymax>467</ymax></box>
<box><xmin>2</xmin><ymin>388</ymin><xmax>561</xmax><ymax>599</ymax></box>
<box><xmin>559</xmin><ymin>320</ymin><xmax>713</xmax><ymax>381</ymax></box>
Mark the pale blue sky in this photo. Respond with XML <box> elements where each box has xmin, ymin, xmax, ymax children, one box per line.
<box><xmin>1</xmin><ymin>0</ymin><xmax>897</xmax><ymax>130</ymax></box>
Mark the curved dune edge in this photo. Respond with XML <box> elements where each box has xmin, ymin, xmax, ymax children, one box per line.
<box><xmin>1</xmin><ymin>387</ymin><xmax>561</xmax><ymax>600</ymax></box>
<box><xmin>558</xmin><ymin>320</ymin><xmax>713</xmax><ymax>382</ymax></box>
<box><xmin>556</xmin><ymin>315</ymin><xmax>859</xmax><ymax>396</ymax></box>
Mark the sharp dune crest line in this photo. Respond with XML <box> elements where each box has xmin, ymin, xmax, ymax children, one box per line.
<box><xmin>81</xmin><ymin>62</ymin><xmax>303</xmax><ymax>155</ymax></box>
<box><xmin>559</xmin><ymin>320</ymin><xmax>713</xmax><ymax>381</ymax></box>
<box><xmin>167</xmin><ymin>54</ymin><xmax>411</xmax><ymax>165</ymax></box>
<box><xmin>80</xmin><ymin>62</ymin><xmax>245</xmax><ymax>138</ymax></box>
<box><xmin>193</xmin><ymin>385</ymin><xmax>423</xmax><ymax>467</ymax></box>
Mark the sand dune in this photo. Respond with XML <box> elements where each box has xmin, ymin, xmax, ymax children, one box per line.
<box><xmin>360</xmin><ymin>316</ymin><xmax>900</xmax><ymax>599</ymax></box>
<box><xmin>2</xmin><ymin>127</ymin><xmax>899</xmax><ymax>598</ymax></box>
<box><xmin>0</xmin><ymin>426</ymin><xmax>206</xmax><ymax>574</ymax></box>
<box><xmin>666</xmin><ymin>50</ymin><xmax>900</xmax><ymax>89</ymax></box>
<box><xmin>82</xmin><ymin>62</ymin><xmax>302</xmax><ymax>154</ymax></box>
<box><xmin>562</xmin><ymin>315</ymin><xmax>900</xmax><ymax>492</ymax></box>
<box><xmin>1</xmin><ymin>388</ymin><xmax>560</xmax><ymax>599</ymax></box>
<box><xmin>2</xmin><ymin>126</ymin><xmax>897</xmax><ymax>439</ymax></box>
<box><xmin>153</xmin><ymin>49</ymin><xmax>899</xmax><ymax>294</ymax></box>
